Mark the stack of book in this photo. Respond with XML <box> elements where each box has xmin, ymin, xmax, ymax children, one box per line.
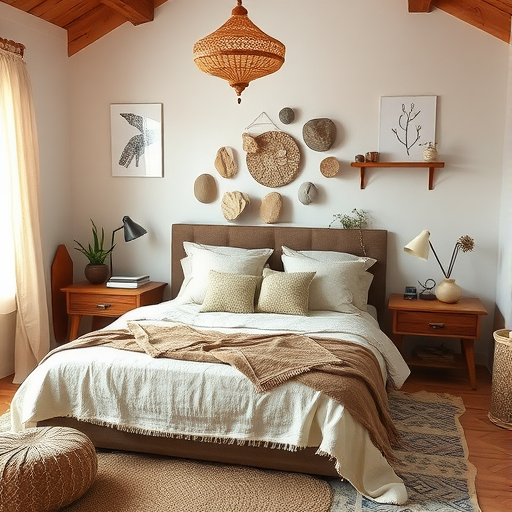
<box><xmin>106</xmin><ymin>275</ymin><xmax>150</xmax><ymax>289</ymax></box>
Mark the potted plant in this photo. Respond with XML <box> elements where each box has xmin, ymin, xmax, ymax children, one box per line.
<box><xmin>329</xmin><ymin>208</ymin><xmax>369</xmax><ymax>229</ymax></box>
<box><xmin>74</xmin><ymin>219</ymin><xmax>115</xmax><ymax>284</ymax></box>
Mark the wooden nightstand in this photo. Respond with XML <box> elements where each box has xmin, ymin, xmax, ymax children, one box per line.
<box><xmin>62</xmin><ymin>281</ymin><xmax>168</xmax><ymax>341</ymax></box>
<box><xmin>388</xmin><ymin>293</ymin><xmax>487</xmax><ymax>389</ymax></box>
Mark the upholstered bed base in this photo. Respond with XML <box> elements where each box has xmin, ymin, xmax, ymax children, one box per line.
<box><xmin>40</xmin><ymin>224</ymin><xmax>388</xmax><ymax>476</ymax></box>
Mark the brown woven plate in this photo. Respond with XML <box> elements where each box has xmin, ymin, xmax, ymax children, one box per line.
<box><xmin>320</xmin><ymin>156</ymin><xmax>340</xmax><ymax>177</ymax></box>
<box><xmin>246</xmin><ymin>131</ymin><xmax>300</xmax><ymax>188</ymax></box>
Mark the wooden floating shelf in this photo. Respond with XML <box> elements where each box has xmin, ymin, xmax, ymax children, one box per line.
<box><xmin>350</xmin><ymin>161</ymin><xmax>445</xmax><ymax>190</ymax></box>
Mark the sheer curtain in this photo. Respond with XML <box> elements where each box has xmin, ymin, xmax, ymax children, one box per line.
<box><xmin>0</xmin><ymin>39</ymin><xmax>50</xmax><ymax>383</ymax></box>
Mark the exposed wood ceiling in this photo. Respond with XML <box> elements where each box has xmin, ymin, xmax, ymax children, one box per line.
<box><xmin>408</xmin><ymin>0</ymin><xmax>512</xmax><ymax>43</ymax></box>
<box><xmin>1</xmin><ymin>0</ymin><xmax>511</xmax><ymax>57</ymax></box>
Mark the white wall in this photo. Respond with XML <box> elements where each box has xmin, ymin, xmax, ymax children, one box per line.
<box><xmin>496</xmin><ymin>33</ymin><xmax>512</xmax><ymax>333</ymax></box>
<box><xmin>2</xmin><ymin>0</ymin><xmax>509</xmax><ymax>368</ymax></box>
<box><xmin>66</xmin><ymin>0</ymin><xmax>509</xmax><ymax>366</ymax></box>
<box><xmin>0</xmin><ymin>3</ymin><xmax>70</xmax><ymax>372</ymax></box>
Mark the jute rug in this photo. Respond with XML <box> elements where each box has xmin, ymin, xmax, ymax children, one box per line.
<box><xmin>1</xmin><ymin>391</ymin><xmax>479</xmax><ymax>512</ymax></box>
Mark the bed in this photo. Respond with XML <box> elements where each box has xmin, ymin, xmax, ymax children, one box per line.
<box><xmin>10</xmin><ymin>224</ymin><xmax>410</xmax><ymax>504</ymax></box>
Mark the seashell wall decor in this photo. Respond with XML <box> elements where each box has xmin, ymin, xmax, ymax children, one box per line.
<box><xmin>221</xmin><ymin>191</ymin><xmax>250</xmax><ymax>220</ymax></box>
<box><xmin>214</xmin><ymin>147</ymin><xmax>237</xmax><ymax>178</ymax></box>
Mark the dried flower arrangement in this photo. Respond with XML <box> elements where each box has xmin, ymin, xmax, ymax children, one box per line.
<box><xmin>441</xmin><ymin>235</ymin><xmax>475</xmax><ymax>279</ymax></box>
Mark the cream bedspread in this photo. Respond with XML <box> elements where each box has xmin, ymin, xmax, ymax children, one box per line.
<box><xmin>10</xmin><ymin>300</ymin><xmax>410</xmax><ymax>504</ymax></box>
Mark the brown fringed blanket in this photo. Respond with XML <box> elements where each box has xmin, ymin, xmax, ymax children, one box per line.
<box><xmin>47</xmin><ymin>321</ymin><xmax>399</xmax><ymax>460</ymax></box>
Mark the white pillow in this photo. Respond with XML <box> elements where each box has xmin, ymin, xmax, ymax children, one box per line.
<box><xmin>281</xmin><ymin>246</ymin><xmax>376</xmax><ymax>270</ymax></box>
<box><xmin>282</xmin><ymin>255</ymin><xmax>370</xmax><ymax>312</ymax></box>
<box><xmin>179</xmin><ymin>243</ymin><xmax>273</xmax><ymax>303</ymax></box>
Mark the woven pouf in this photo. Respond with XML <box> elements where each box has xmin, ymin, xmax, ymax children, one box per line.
<box><xmin>0</xmin><ymin>426</ymin><xmax>97</xmax><ymax>512</ymax></box>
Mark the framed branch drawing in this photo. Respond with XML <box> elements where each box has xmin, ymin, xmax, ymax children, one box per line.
<box><xmin>379</xmin><ymin>96</ymin><xmax>437</xmax><ymax>161</ymax></box>
<box><xmin>111</xmin><ymin>103</ymin><xmax>163</xmax><ymax>177</ymax></box>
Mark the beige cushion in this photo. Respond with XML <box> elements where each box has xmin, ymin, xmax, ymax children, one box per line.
<box><xmin>201</xmin><ymin>271</ymin><xmax>261</xmax><ymax>313</ymax></box>
<box><xmin>256</xmin><ymin>268</ymin><xmax>315</xmax><ymax>316</ymax></box>
<box><xmin>0</xmin><ymin>426</ymin><xmax>97</xmax><ymax>512</ymax></box>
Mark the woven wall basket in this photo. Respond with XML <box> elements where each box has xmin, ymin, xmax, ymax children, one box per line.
<box><xmin>246</xmin><ymin>131</ymin><xmax>300</xmax><ymax>188</ymax></box>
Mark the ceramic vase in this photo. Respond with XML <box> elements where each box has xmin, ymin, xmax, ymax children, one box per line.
<box><xmin>84</xmin><ymin>264</ymin><xmax>109</xmax><ymax>284</ymax></box>
<box><xmin>435</xmin><ymin>278</ymin><xmax>462</xmax><ymax>303</ymax></box>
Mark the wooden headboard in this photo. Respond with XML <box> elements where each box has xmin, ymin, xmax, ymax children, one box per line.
<box><xmin>171</xmin><ymin>224</ymin><xmax>388</xmax><ymax>319</ymax></box>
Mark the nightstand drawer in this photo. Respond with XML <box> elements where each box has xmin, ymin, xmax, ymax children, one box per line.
<box><xmin>68</xmin><ymin>293</ymin><xmax>137</xmax><ymax>317</ymax></box>
<box><xmin>395</xmin><ymin>310</ymin><xmax>479</xmax><ymax>338</ymax></box>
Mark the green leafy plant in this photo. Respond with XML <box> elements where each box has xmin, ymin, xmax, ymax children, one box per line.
<box><xmin>74</xmin><ymin>219</ymin><xmax>115</xmax><ymax>265</ymax></box>
<box><xmin>329</xmin><ymin>208</ymin><xmax>369</xmax><ymax>229</ymax></box>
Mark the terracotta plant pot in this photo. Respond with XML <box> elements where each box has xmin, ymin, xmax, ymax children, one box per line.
<box><xmin>84</xmin><ymin>264</ymin><xmax>109</xmax><ymax>284</ymax></box>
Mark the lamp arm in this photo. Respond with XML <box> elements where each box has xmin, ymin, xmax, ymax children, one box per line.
<box><xmin>446</xmin><ymin>246</ymin><xmax>460</xmax><ymax>279</ymax></box>
<box><xmin>109</xmin><ymin>226</ymin><xmax>124</xmax><ymax>276</ymax></box>
<box><xmin>429</xmin><ymin>241</ymin><xmax>448</xmax><ymax>279</ymax></box>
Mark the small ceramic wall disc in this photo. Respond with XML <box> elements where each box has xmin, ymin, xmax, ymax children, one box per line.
<box><xmin>320</xmin><ymin>156</ymin><xmax>340</xmax><ymax>177</ymax></box>
<box><xmin>298</xmin><ymin>182</ymin><xmax>318</xmax><ymax>205</ymax></box>
<box><xmin>194</xmin><ymin>173</ymin><xmax>217</xmax><ymax>203</ymax></box>
<box><xmin>302</xmin><ymin>118</ymin><xmax>337</xmax><ymax>152</ymax></box>
<box><xmin>279</xmin><ymin>107</ymin><xmax>295</xmax><ymax>125</ymax></box>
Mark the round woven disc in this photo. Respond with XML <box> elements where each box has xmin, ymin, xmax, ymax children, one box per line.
<box><xmin>246</xmin><ymin>131</ymin><xmax>300</xmax><ymax>188</ymax></box>
<box><xmin>320</xmin><ymin>156</ymin><xmax>340</xmax><ymax>177</ymax></box>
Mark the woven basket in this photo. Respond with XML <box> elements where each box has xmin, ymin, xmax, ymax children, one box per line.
<box><xmin>488</xmin><ymin>329</ymin><xmax>512</xmax><ymax>429</ymax></box>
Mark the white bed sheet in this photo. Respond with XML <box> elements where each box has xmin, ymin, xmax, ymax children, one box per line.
<box><xmin>11</xmin><ymin>300</ymin><xmax>410</xmax><ymax>504</ymax></box>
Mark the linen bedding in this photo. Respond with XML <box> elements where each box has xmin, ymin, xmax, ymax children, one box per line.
<box><xmin>10</xmin><ymin>225</ymin><xmax>411</xmax><ymax>504</ymax></box>
<box><xmin>11</xmin><ymin>299</ymin><xmax>410</xmax><ymax>504</ymax></box>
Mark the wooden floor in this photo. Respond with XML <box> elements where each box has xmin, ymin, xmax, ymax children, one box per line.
<box><xmin>1</xmin><ymin>366</ymin><xmax>510</xmax><ymax>511</ymax></box>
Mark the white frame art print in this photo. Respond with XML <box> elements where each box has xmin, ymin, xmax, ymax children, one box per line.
<box><xmin>111</xmin><ymin>103</ymin><xmax>163</xmax><ymax>177</ymax></box>
<box><xmin>378</xmin><ymin>96</ymin><xmax>437</xmax><ymax>161</ymax></box>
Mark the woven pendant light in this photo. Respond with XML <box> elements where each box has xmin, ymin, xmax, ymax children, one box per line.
<box><xmin>193</xmin><ymin>0</ymin><xmax>285</xmax><ymax>104</ymax></box>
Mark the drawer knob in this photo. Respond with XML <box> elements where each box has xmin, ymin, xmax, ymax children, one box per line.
<box><xmin>96</xmin><ymin>303</ymin><xmax>112</xmax><ymax>310</ymax></box>
<box><xmin>429</xmin><ymin>322</ymin><xmax>445</xmax><ymax>329</ymax></box>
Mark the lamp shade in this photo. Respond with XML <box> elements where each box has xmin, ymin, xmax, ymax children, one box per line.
<box><xmin>122</xmin><ymin>216</ymin><xmax>147</xmax><ymax>242</ymax></box>
<box><xmin>193</xmin><ymin>0</ymin><xmax>285</xmax><ymax>103</ymax></box>
<box><xmin>404</xmin><ymin>230</ymin><xmax>430</xmax><ymax>260</ymax></box>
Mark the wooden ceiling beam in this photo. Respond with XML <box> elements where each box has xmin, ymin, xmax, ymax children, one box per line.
<box><xmin>30</xmin><ymin>0</ymin><xmax>100</xmax><ymax>27</ymax></box>
<box><xmin>67</xmin><ymin>3</ymin><xmax>126</xmax><ymax>56</ymax></box>
<box><xmin>101</xmin><ymin>0</ymin><xmax>154</xmax><ymax>25</ymax></box>
<box><xmin>408</xmin><ymin>0</ymin><xmax>434</xmax><ymax>12</ymax></box>
<box><xmin>435</xmin><ymin>0</ymin><xmax>511</xmax><ymax>43</ymax></box>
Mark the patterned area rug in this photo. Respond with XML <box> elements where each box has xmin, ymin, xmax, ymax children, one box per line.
<box><xmin>329</xmin><ymin>391</ymin><xmax>480</xmax><ymax>512</ymax></box>
<box><xmin>1</xmin><ymin>391</ymin><xmax>479</xmax><ymax>512</ymax></box>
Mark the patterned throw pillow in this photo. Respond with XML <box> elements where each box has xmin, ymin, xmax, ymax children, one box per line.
<box><xmin>256</xmin><ymin>268</ymin><xmax>315</xmax><ymax>315</ymax></box>
<box><xmin>201</xmin><ymin>271</ymin><xmax>262</xmax><ymax>313</ymax></box>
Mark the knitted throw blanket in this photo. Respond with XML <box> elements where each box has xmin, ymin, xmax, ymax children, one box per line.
<box><xmin>48</xmin><ymin>321</ymin><xmax>399</xmax><ymax>460</ymax></box>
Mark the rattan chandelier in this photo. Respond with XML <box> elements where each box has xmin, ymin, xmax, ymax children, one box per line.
<box><xmin>193</xmin><ymin>0</ymin><xmax>285</xmax><ymax>104</ymax></box>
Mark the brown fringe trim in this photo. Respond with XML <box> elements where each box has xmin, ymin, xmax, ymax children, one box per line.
<box><xmin>0</xmin><ymin>37</ymin><xmax>25</xmax><ymax>57</ymax></box>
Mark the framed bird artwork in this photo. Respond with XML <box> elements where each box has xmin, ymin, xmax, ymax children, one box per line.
<box><xmin>110</xmin><ymin>103</ymin><xmax>163</xmax><ymax>177</ymax></box>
